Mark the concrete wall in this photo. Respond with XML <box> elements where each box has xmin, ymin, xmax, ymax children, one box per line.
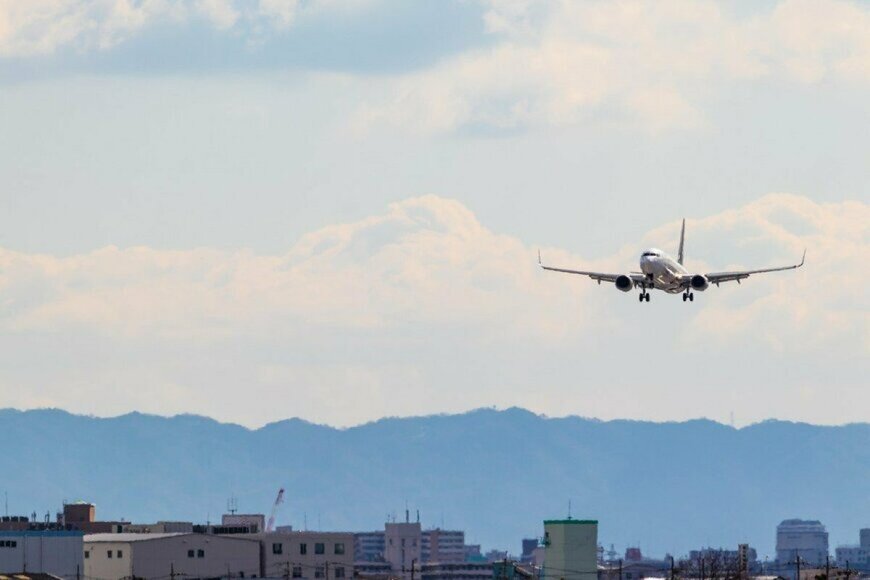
<box><xmin>0</xmin><ymin>530</ymin><xmax>84</xmax><ymax>578</ymax></box>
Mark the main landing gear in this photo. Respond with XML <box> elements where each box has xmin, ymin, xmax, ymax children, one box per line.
<box><xmin>638</xmin><ymin>289</ymin><xmax>650</xmax><ymax>302</ymax></box>
<box><xmin>682</xmin><ymin>291</ymin><xmax>694</xmax><ymax>302</ymax></box>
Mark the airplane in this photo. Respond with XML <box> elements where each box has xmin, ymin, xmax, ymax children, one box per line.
<box><xmin>538</xmin><ymin>219</ymin><xmax>805</xmax><ymax>303</ymax></box>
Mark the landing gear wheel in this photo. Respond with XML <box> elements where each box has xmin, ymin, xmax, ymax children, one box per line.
<box><xmin>689</xmin><ymin>293</ymin><xmax>694</xmax><ymax>302</ymax></box>
<box><xmin>639</xmin><ymin>293</ymin><xmax>644</xmax><ymax>302</ymax></box>
<box><xmin>645</xmin><ymin>293</ymin><xmax>650</xmax><ymax>302</ymax></box>
<box><xmin>682</xmin><ymin>293</ymin><xmax>687</xmax><ymax>302</ymax></box>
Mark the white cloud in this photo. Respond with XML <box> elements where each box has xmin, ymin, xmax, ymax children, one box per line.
<box><xmin>0</xmin><ymin>0</ymin><xmax>317</xmax><ymax>56</ymax></box>
<box><xmin>0</xmin><ymin>194</ymin><xmax>865</xmax><ymax>426</ymax></box>
<box><xmin>361</xmin><ymin>0</ymin><xmax>870</xmax><ymax>133</ymax></box>
<box><xmin>0</xmin><ymin>194</ymin><xmax>864</xmax><ymax>348</ymax></box>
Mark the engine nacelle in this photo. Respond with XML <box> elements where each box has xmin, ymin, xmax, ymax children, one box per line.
<box><xmin>615</xmin><ymin>275</ymin><xmax>633</xmax><ymax>292</ymax></box>
<box><xmin>690</xmin><ymin>274</ymin><xmax>709</xmax><ymax>291</ymax></box>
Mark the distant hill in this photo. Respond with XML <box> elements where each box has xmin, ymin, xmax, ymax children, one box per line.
<box><xmin>3</xmin><ymin>408</ymin><xmax>868</xmax><ymax>558</ymax></box>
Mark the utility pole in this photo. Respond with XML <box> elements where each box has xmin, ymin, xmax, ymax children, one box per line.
<box><xmin>826</xmin><ymin>555</ymin><xmax>830</xmax><ymax>580</ymax></box>
<box><xmin>170</xmin><ymin>562</ymin><xmax>176</xmax><ymax>580</ymax></box>
<box><xmin>618</xmin><ymin>559</ymin><xmax>622</xmax><ymax>580</ymax></box>
<box><xmin>76</xmin><ymin>565</ymin><xmax>80</xmax><ymax>580</ymax></box>
<box><xmin>411</xmin><ymin>559</ymin><xmax>417</xmax><ymax>580</ymax></box>
<box><xmin>795</xmin><ymin>555</ymin><xmax>801</xmax><ymax>580</ymax></box>
<box><xmin>670</xmin><ymin>556</ymin><xmax>675</xmax><ymax>580</ymax></box>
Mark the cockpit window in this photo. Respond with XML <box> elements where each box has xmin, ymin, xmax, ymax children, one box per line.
<box><xmin>642</xmin><ymin>252</ymin><xmax>658</xmax><ymax>257</ymax></box>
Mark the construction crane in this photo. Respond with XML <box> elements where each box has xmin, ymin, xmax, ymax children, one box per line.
<box><xmin>265</xmin><ymin>488</ymin><xmax>285</xmax><ymax>533</ymax></box>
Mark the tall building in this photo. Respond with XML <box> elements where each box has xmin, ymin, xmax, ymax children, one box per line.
<box><xmin>384</xmin><ymin>522</ymin><xmax>422</xmax><ymax>579</ymax></box>
<box><xmin>542</xmin><ymin>519</ymin><xmax>598</xmax><ymax>580</ymax></box>
<box><xmin>776</xmin><ymin>520</ymin><xmax>829</xmax><ymax>566</ymax></box>
<box><xmin>422</xmin><ymin>530</ymin><xmax>466</xmax><ymax>563</ymax></box>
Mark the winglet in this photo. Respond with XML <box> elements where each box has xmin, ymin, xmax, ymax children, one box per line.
<box><xmin>677</xmin><ymin>218</ymin><xmax>686</xmax><ymax>265</ymax></box>
<box><xmin>537</xmin><ymin>249</ymin><xmax>542</xmax><ymax>266</ymax></box>
<box><xmin>799</xmin><ymin>248</ymin><xmax>806</xmax><ymax>268</ymax></box>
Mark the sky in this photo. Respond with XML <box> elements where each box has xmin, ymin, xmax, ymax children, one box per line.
<box><xmin>0</xmin><ymin>0</ymin><xmax>867</xmax><ymax>428</ymax></box>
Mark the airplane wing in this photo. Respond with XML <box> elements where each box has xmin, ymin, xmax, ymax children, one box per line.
<box><xmin>704</xmin><ymin>250</ymin><xmax>806</xmax><ymax>285</ymax></box>
<box><xmin>538</xmin><ymin>252</ymin><xmax>645</xmax><ymax>286</ymax></box>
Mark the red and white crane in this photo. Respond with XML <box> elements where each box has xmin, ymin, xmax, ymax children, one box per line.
<box><xmin>265</xmin><ymin>488</ymin><xmax>285</xmax><ymax>532</ymax></box>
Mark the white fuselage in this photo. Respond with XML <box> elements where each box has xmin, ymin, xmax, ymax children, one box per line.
<box><xmin>639</xmin><ymin>248</ymin><xmax>688</xmax><ymax>294</ymax></box>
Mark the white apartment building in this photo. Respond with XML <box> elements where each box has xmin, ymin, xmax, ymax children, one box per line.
<box><xmin>542</xmin><ymin>519</ymin><xmax>598</xmax><ymax>580</ymax></box>
<box><xmin>0</xmin><ymin>530</ymin><xmax>84</xmax><ymax>577</ymax></box>
<box><xmin>84</xmin><ymin>533</ymin><xmax>260</xmax><ymax>580</ymax></box>
<box><xmin>776</xmin><ymin>520</ymin><xmax>829</xmax><ymax>566</ymax></box>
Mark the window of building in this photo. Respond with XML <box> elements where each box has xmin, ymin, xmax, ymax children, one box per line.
<box><xmin>335</xmin><ymin>567</ymin><xmax>345</xmax><ymax>578</ymax></box>
<box><xmin>85</xmin><ymin>551</ymin><xmax>90</xmax><ymax>559</ymax></box>
<box><xmin>273</xmin><ymin>543</ymin><xmax>283</xmax><ymax>555</ymax></box>
<box><xmin>188</xmin><ymin>550</ymin><xmax>195</xmax><ymax>558</ymax></box>
<box><xmin>334</xmin><ymin>543</ymin><xmax>345</xmax><ymax>555</ymax></box>
<box><xmin>107</xmin><ymin>551</ymin><xmax>113</xmax><ymax>559</ymax></box>
<box><xmin>198</xmin><ymin>549</ymin><xmax>205</xmax><ymax>558</ymax></box>
<box><xmin>300</xmin><ymin>543</ymin><xmax>308</xmax><ymax>555</ymax></box>
<box><xmin>117</xmin><ymin>550</ymin><xmax>123</xmax><ymax>558</ymax></box>
<box><xmin>292</xmin><ymin>567</ymin><xmax>303</xmax><ymax>578</ymax></box>
<box><xmin>315</xmin><ymin>543</ymin><xmax>325</xmax><ymax>555</ymax></box>
<box><xmin>315</xmin><ymin>567</ymin><xmax>324</xmax><ymax>578</ymax></box>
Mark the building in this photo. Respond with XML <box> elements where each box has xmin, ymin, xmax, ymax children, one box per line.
<box><xmin>688</xmin><ymin>546</ymin><xmax>758</xmax><ymax>570</ymax></box>
<box><xmin>355</xmin><ymin>532</ymin><xmax>386</xmax><ymax>562</ymax></box>
<box><xmin>423</xmin><ymin>530</ymin><xmax>466</xmax><ymax>564</ymax></box>
<box><xmin>835</xmin><ymin>528</ymin><xmax>870</xmax><ymax>571</ymax></box>
<box><xmin>776</xmin><ymin>520</ymin><xmax>829</xmax><ymax>566</ymax></box>
<box><xmin>385</xmin><ymin>523</ymin><xmax>422</xmax><ymax>579</ymax></box>
<box><xmin>256</xmin><ymin>531</ymin><xmax>354</xmax><ymax>580</ymax></box>
<box><xmin>420</xmin><ymin>561</ymin><xmax>493</xmax><ymax>580</ymax></box>
<box><xmin>84</xmin><ymin>533</ymin><xmax>260</xmax><ymax>580</ymax></box>
<box><xmin>542</xmin><ymin>519</ymin><xmax>598</xmax><ymax>580</ymax></box>
<box><xmin>520</xmin><ymin>540</ymin><xmax>539</xmax><ymax>564</ymax></box>
<box><xmin>125</xmin><ymin>522</ymin><xmax>195</xmax><ymax>534</ymax></box>
<box><xmin>0</xmin><ymin>530</ymin><xmax>84</xmax><ymax>577</ymax></box>
<box><xmin>223</xmin><ymin>515</ymin><xmax>266</xmax><ymax>533</ymax></box>
<box><xmin>62</xmin><ymin>503</ymin><xmax>127</xmax><ymax>534</ymax></box>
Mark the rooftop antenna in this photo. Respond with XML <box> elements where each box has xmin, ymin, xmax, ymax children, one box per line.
<box><xmin>567</xmin><ymin>499</ymin><xmax>572</xmax><ymax>520</ymax></box>
<box><xmin>227</xmin><ymin>495</ymin><xmax>238</xmax><ymax>515</ymax></box>
<box><xmin>416</xmin><ymin>510</ymin><xmax>420</xmax><ymax>524</ymax></box>
<box><xmin>4</xmin><ymin>491</ymin><xmax>7</xmax><ymax>517</ymax></box>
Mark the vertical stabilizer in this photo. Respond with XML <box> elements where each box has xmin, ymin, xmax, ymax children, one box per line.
<box><xmin>677</xmin><ymin>218</ymin><xmax>686</xmax><ymax>265</ymax></box>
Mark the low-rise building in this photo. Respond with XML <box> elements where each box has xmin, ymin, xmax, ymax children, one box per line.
<box><xmin>420</xmin><ymin>561</ymin><xmax>493</xmax><ymax>580</ymax></box>
<box><xmin>0</xmin><ymin>530</ymin><xmax>84</xmax><ymax>577</ymax></box>
<box><xmin>836</xmin><ymin>529</ymin><xmax>870</xmax><ymax>571</ymax></box>
<box><xmin>84</xmin><ymin>533</ymin><xmax>260</xmax><ymax>580</ymax></box>
<box><xmin>255</xmin><ymin>531</ymin><xmax>354</xmax><ymax>580</ymax></box>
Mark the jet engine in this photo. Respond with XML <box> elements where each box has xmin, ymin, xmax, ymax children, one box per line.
<box><xmin>615</xmin><ymin>275</ymin><xmax>633</xmax><ymax>292</ymax></box>
<box><xmin>690</xmin><ymin>274</ymin><xmax>709</xmax><ymax>291</ymax></box>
